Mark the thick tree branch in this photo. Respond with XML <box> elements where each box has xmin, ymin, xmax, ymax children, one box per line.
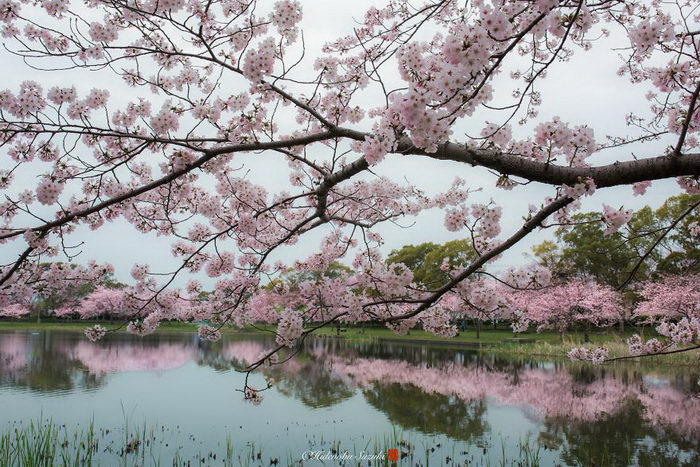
<box><xmin>314</xmin><ymin>156</ymin><xmax>369</xmax><ymax>219</ymax></box>
<box><xmin>402</xmin><ymin>141</ymin><xmax>700</xmax><ymax>187</ymax></box>
<box><xmin>333</xmin><ymin>127</ymin><xmax>700</xmax><ymax>187</ymax></box>
<box><xmin>0</xmin><ymin>246</ymin><xmax>34</xmax><ymax>288</ymax></box>
<box><xmin>673</xmin><ymin>83</ymin><xmax>700</xmax><ymax>156</ymax></box>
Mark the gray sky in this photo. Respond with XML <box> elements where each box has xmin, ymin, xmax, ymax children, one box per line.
<box><xmin>1</xmin><ymin>0</ymin><xmax>682</xmax><ymax>286</ymax></box>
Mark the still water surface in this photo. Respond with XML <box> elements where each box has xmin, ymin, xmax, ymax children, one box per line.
<box><xmin>0</xmin><ymin>330</ymin><xmax>698</xmax><ymax>465</ymax></box>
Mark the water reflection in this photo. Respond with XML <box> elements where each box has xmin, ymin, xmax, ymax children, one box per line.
<box><xmin>0</xmin><ymin>332</ymin><xmax>199</xmax><ymax>393</ymax></box>
<box><xmin>1</xmin><ymin>330</ymin><xmax>698</xmax><ymax>465</ymax></box>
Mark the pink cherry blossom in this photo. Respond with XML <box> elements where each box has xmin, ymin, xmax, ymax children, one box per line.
<box><xmin>198</xmin><ymin>325</ymin><xmax>222</xmax><ymax>342</ymax></box>
<box><xmin>0</xmin><ymin>303</ymin><xmax>30</xmax><ymax>317</ymax></box>
<box><xmin>509</xmin><ymin>279</ymin><xmax>622</xmax><ymax>334</ymax></box>
<box><xmin>602</xmin><ymin>204</ymin><xmax>633</xmax><ymax>235</ymax></box>
<box><xmin>84</xmin><ymin>324</ymin><xmax>108</xmax><ymax>342</ymax></box>
<box><xmin>276</xmin><ymin>311</ymin><xmax>303</xmax><ymax>347</ymax></box>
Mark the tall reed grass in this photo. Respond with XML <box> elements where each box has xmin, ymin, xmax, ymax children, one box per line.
<box><xmin>0</xmin><ymin>418</ymin><xmax>552</xmax><ymax>466</ymax></box>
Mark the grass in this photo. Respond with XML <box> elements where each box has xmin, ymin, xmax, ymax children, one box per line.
<box><xmin>0</xmin><ymin>318</ymin><xmax>626</xmax><ymax>346</ymax></box>
<box><xmin>313</xmin><ymin>426</ymin><xmax>545</xmax><ymax>467</ymax></box>
<box><xmin>512</xmin><ymin>340</ymin><xmax>700</xmax><ymax>365</ymax></box>
<box><xmin>1</xmin><ymin>417</ymin><xmax>262</xmax><ymax>467</ymax></box>
<box><xmin>315</xmin><ymin>326</ymin><xmax>523</xmax><ymax>344</ymax></box>
<box><xmin>0</xmin><ymin>419</ymin><xmax>98</xmax><ymax>466</ymax></box>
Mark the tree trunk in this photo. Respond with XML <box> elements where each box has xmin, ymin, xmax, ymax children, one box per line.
<box><xmin>476</xmin><ymin>320</ymin><xmax>481</xmax><ymax>339</ymax></box>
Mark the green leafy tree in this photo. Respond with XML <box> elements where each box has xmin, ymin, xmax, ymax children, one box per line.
<box><xmin>363</xmin><ymin>383</ymin><xmax>489</xmax><ymax>442</ymax></box>
<box><xmin>263</xmin><ymin>261</ymin><xmax>353</xmax><ymax>292</ymax></box>
<box><xmin>532</xmin><ymin>195</ymin><xmax>700</xmax><ymax>285</ymax></box>
<box><xmin>553</xmin><ymin>212</ymin><xmax>646</xmax><ymax>287</ymax></box>
<box><xmin>653</xmin><ymin>194</ymin><xmax>700</xmax><ymax>275</ymax></box>
<box><xmin>530</xmin><ymin>240</ymin><xmax>560</xmax><ymax>272</ymax></box>
<box><xmin>387</xmin><ymin>239</ymin><xmax>478</xmax><ymax>289</ymax></box>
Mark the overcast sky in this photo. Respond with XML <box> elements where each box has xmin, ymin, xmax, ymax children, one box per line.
<box><xmin>1</xmin><ymin>0</ymin><xmax>681</xmax><ymax>286</ymax></box>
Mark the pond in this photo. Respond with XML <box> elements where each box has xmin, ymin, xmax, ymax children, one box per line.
<box><xmin>0</xmin><ymin>329</ymin><xmax>698</xmax><ymax>466</ymax></box>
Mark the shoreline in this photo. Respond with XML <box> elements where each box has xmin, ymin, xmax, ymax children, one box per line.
<box><xmin>0</xmin><ymin>319</ymin><xmax>588</xmax><ymax>345</ymax></box>
<box><xmin>1</xmin><ymin>320</ymin><xmax>696</xmax><ymax>365</ymax></box>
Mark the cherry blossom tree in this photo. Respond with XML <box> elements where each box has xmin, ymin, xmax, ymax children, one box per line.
<box><xmin>634</xmin><ymin>274</ymin><xmax>700</xmax><ymax>322</ymax></box>
<box><xmin>0</xmin><ymin>0</ymin><xmax>699</xmax><ymax>380</ymax></box>
<box><xmin>1</xmin><ymin>261</ymin><xmax>113</xmax><ymax>321</ymax></box>
<box><xmin>510</xmin><ymin>279</ymin><xmax>622</xmax><ymax>342</ymax></box>
<box><xmin>443</xmin><ymin>279</ymin><xmax>510</xmax><ymax>338</ymax></box>
<box><xmin>570</xmin><ymin>275</ymin><xmax>700</xmax><ymax>364</ymax></box>
<box><xmin>571</xmin><ymin>274</ymin><xmax>700</xmax><ymax>363</ymax></box>
<box><xmin>64</xmin><ymin>286</ymin><xmax>127</xmax><ymax>319</ymax></box>
<box><xmin>0</xmin><ymin>303</ymin><xmax>30</xmax><ymax>318</ymax></box>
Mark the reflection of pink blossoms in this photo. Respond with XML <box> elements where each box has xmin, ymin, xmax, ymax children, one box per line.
<box><xmin>68</xmin><ymin>341</ymin><xmax>195</xmax><ymax>374</ymax></box>
<box><xmin>324</xmin><ymin>354</ymin><xmax>700</xmax><ymax>437</ymax></box>
<box><xmin>0</xmin><ymin>334</ymin><xmax>29</xmax><ymax>376</ymax></box>
<box><xmin>222</xmin><ymin>341</ymin><xmax>266</xmax><ymax>365</ymax></box>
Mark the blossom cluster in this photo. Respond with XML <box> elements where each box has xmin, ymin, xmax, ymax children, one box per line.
<box><xmin>567</xmin><ymin>347</ymin><xmax>608</xmax><ymax>364</ymax></box>
<box><xmin>243</xmin><ymin>37</ymin><xmax>276</xmax><ymax>83</ymax></box>
<box><xmin>275</xmin><ymin>311</ymin><xmax>303</xmax><ymax>347</ymax></box>
<box><xmin>84</xmin><ymin>324</ymin><xmax>108</xmax><ymax>342</ymax></box>
<box><xmin>0</xmin><ymin>303</ymin><xmax>30</xmax><ymax>318</ymax></box>
<box><xmin>271</xmin><ymin>0</ymin><xmax>302</xmax><ymax>42</ymax></box>
<box><xmin>601</xmin><ymin>205</ymin><xmax>633</xmax><ymax>235</ymax></box>
<box><xmin>198</xmin><ymin>325</ymin><xmax>222</xmax><ymax>342</ymax></box>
